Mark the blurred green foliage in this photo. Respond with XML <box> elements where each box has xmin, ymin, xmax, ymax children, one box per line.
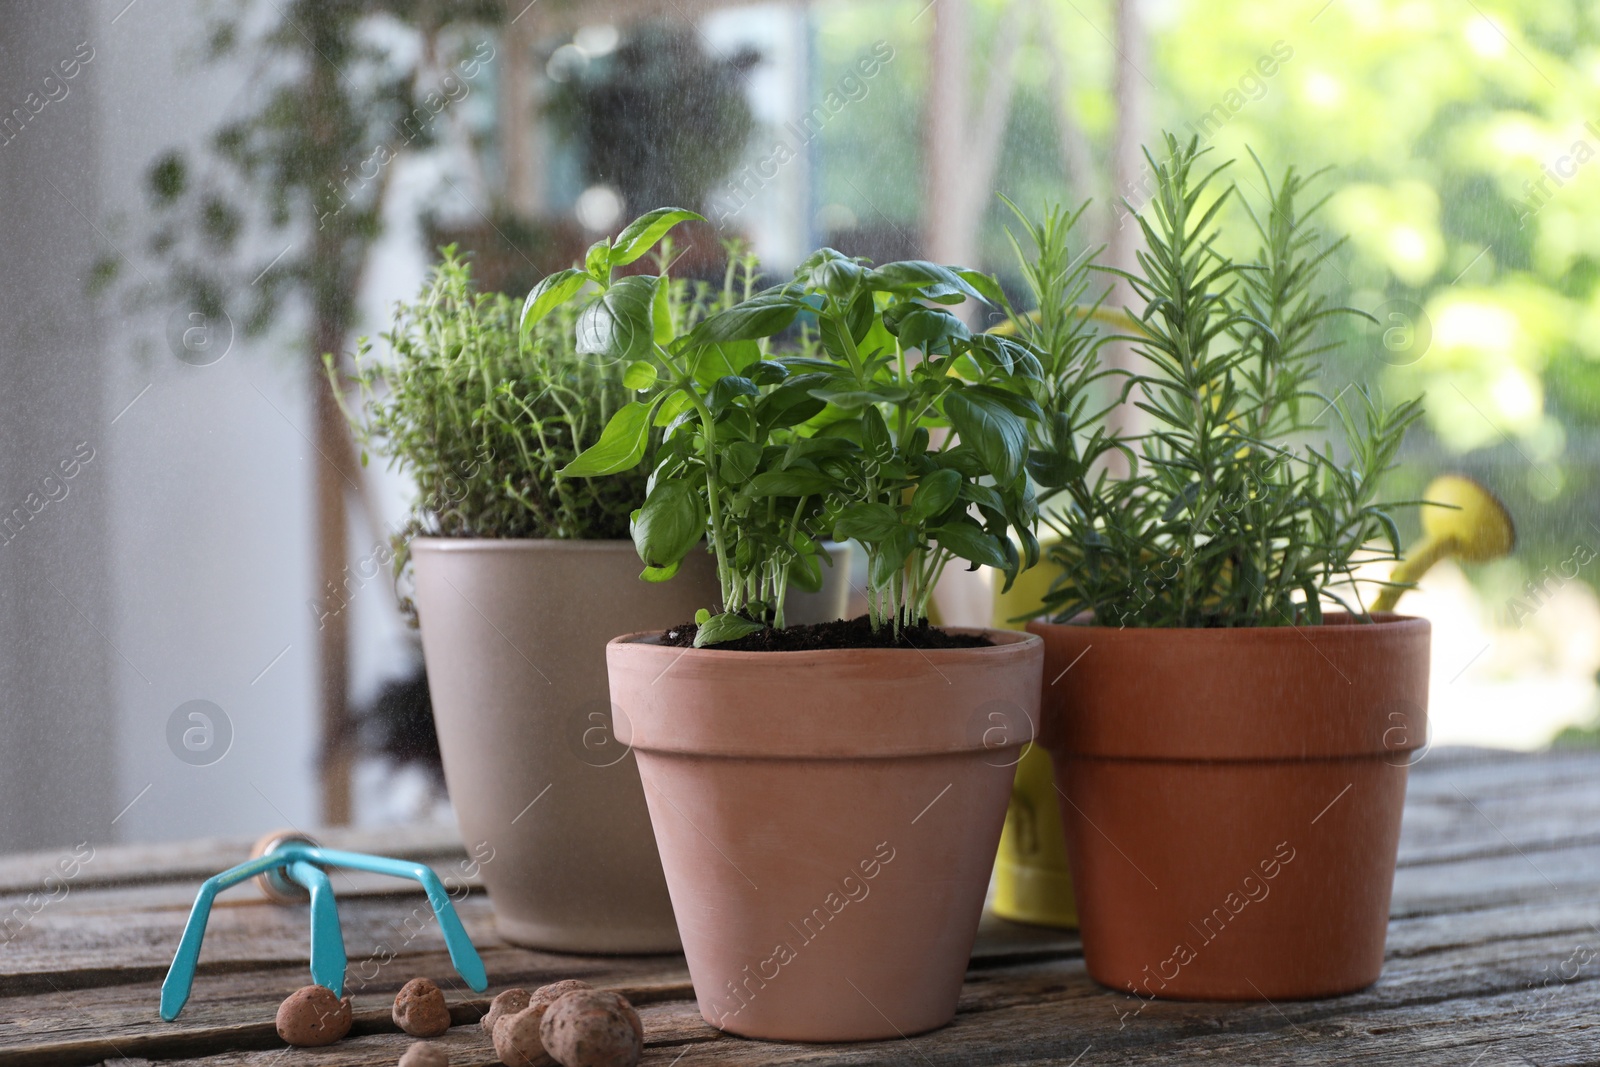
<box><xmin>803</xmin><ymin>0</ymin><xmax>1600</xmax><ymax>623</ymax></box>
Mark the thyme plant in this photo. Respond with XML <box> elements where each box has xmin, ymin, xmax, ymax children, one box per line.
<box><xmin>543</xmin><ymin>211</ymin><xmax>1042</xmax><ymax>645</ymax></box>
<box><xmin>329</xmin><ymin>248</ymin><xmax>649</xmax><ymax>547</ymax></box>
<box><xmin>1015</xmin><ymin>135</ymin><xmax>1423</xmax><ymax>628</ymax></box>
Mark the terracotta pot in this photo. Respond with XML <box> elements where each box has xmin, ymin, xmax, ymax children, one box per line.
<box><xmin>607</xmin><ymin>629</ymin><xmax>1043</xmax><ymax>1041</ymax></box>
<box><xmin>1027</xmin><ymin>614</ymin><xmax>1430</xmax><ymax>1000</ymax></box>
<box><xmin>411</xmin><ymin>539</ymin><xmax>719</xmax><ymax>953</ymax></box>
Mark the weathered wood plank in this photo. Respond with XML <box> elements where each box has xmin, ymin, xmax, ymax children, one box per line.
<box><xmin>5</xmin><ymin>892</ymin><xmax>1593</xmax><ymax>1066</ymax></box>
<box><xmin>0</xmin><ymin>825</ymin><xmax>468</xmax><ymax>897</ymax></box>
<box><xmin>0</xmin><ymin>749</ymin><xmax>1592</xmax><ymax>1066</ymax></box>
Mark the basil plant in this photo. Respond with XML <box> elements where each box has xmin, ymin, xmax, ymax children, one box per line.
<box><xmin>530</xmin><ymin>209</ymin><xmax>1045</xmax><ymax>646</ymax></box>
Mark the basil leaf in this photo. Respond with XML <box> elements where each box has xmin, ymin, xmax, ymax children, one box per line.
<box><xmin>746</xmin><ymin>469</ymin><xmax>836</xmax><ymax>497</ymax></box>
<box><xmin>560</xmin><ymin>401</ymin><xmax>651</xmax><ymax>477</ymax></box>
<box><xmin>694</xmin><ymin>612</ymin><xmax>764</xmax><ymax>647</ymax></box>
<box><xmin>807</xmin><ymin>383</ymin><xmax>910</xmax><ymax>408</ymax></box>
<box><xmin>576</xmin><ymin>276</ymin><xmax>658</xmax><ymax>364</ymax></box>
<box><xmin>721</xmin><ymin>440</ymin><xmax>762</xmax><ymax>484</ymax></box>
<box><xmin>944</xmin><ymin>391</ymin><xmax>1027</xmax><ymax>484</ymax></box>
<box><xmin>521</xmin><ymin>269</ymin><xmax>588</xmax><ymax>333</ymax></box>
<box><xmin>866</xmin><ymin>260</ymin><xmax>988</xmax><ymax>302</ymax></box>
<box><xmin>623</xmin><ymin>361</ymin><xmax>657</xmax><ymax>390</ymax></box>
<box><xmin>632</xmin><ymin>479</ymin><xmax>704</xmax><ymax>569</ymax></box>
<box><xmin>640</xmin><ymin>560</ymin><xmax>681</xmax><ymax>583</ymax></box>
<box><xmin>834</xmin><ymin>502</ymin><xmax>903</xmax><ymax>543</ymax></box>
<box><xmin>708</xmin><ymin>375</ymin><xmax>759</xmax><ymax>413</ymax></box>
<box><xmin>931</xmin><ymin>520</ymin><xmax>1010</xmax><ymax>569</ymax></box>
<box><xmin>690</xmin><ymin>339</ymin><xmax>759</xmax><ymax>385</ymax></box>
<box><xmin>691</xmin><ymin>292</ymin><xmax>804</xmax><ymax>343</ymax></box>
<box><xmin>910</xmin><ymin>468</ymin><xmax>961</xmax><ymax>523</ymax></box>
<box><xmin>611</xmin><ymin>208</ymin><xmax>704</xmax><ymax>266</ymax></box>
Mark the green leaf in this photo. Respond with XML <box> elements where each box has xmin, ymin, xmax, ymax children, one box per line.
<box><xmin>585</xmin><ymin>239</ymin><xmax>612</xmax><ymax>279</ymax></box>
<box><xmin>757</xmin><ymin>386</ymin><xmax>827</xmax><ymax>430</ymax></box>
<box><xmin>640</xmin><ymin>560</ymin><xmax>681</xmax><ymax>583</ymax></box>
<box><xmin>690</xmin><ymin>340</ymin><xmax>759</xmax><ymax>385</ymax></box>
<box><xmin>861</xmin><ymin>407</ymin><xmax>891</xmax><ymax>459</ymax></box>
<box><xmin>708</xmin><ymin>375</ymin><xmax>759</xmax><ymax>413</ymax></box>
<box><xmin>632</xmin><ymin>479</ymin><xmax>704</xmax><ymax>569</ymax></box>
<box><xmin>654</xmin><ymin>390</ymin><xmax>694</xmax><ymax>428</ymax></box>
<box><xmin>956</xmin><ymin>268</ymin><xmax>1005</xmax><ymax>305</ymax></box>
<box><xmin>944</xmin><ymin>391</ymin><xmax>1027</xmax><ymax>484</ymax></box>
<box><xmin>623</xmin><ymin>361</ymin><xmax>657</xmax><ymax>390</ymax></box>
<box><xmin>747</xmin><ymin>360</ymin><xmax>789</xmax><ymax>385</ymax></box>
<box><xmin>886</xmin><ymin>303</ymin><xmax>970</xmax><ymax>351</ymax></box>
<box><xmin>559</xmin><ymin>401</ymin><xmax>651</xmax><ymax>477</ymax></box>
<box><xmin>747</xmin><ymin>469</ymin><xmax>836</xmax><ymax>497</ymax></box>
<box><xmin>834</xmin><ymin>502</ymin><xmax>903</xmax><ymax>543</ymax></box>
<box><xmin>576</xmin><ymin>276</ymin><xmax>658</xmax><ymax>363</ymax></box>
<box><xmin>521</xmin><ymin>269</ymin><xmax>588</xmax><ymax>333</ymax></box>
<box><xmin>721</xmin><ymin>440</ymin><xmax>762</xmax><ymax>483</ymax></box>
<box><xmin>611</xmin><ymin>208</ymin><xmax>704</xmax><ymax>266</ymax></box>
<box><xmin>910</xmin><ymin>468</ymin><xmax>961</xmax><ymax>523</ymax></box>
<box><xmin>693</xmin><ymin>612</ymin><xmax>765</xmax><ymax>647</ymax></box>
<box><xmin>869</xmin><ymin>526</ymin><xmax>917</xmax><ymax>586</ymax></box>
<box><xmin>807</xmin><ymin>383</ymin><xmax>910</xmax><ymax>408</ymax></box>
<box><xmin>932</xmin><ymin>521</ymin><xmax>1010</xmax><ymax>569</ymax></box>
<box><xmin>865</xmin><ymin>260</ymin><xmax>988</xmax><ymax>302</ymax></box>
<box><xmin>691</xmin><ymin>292</ymin><xmax>804</xmax><ymax>344</ymax></box>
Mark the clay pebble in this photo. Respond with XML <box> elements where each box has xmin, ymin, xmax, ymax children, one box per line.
<box><xmin>398</xmin><ymin>1041</ymin><xmax>450</xmax><ymax>1067</ymax></box>
<box><xmin>393</xmin><ymin>976</ymin><xmax>452</xmax><ymax>1038</ymax></box>
<box><xmin>481</xmin><ymin>987</ymin><xmax>532</xmax><ymax>1034</ymax></box>
<box><xmin>275</xmin><ymin>984</ymin><xmax>353</xmax><ymax>1047</ymax></box>
<box><xmin>540</xmin><ymin>989</ymin><xmax>643</xmax><ymax>1067</ymax></box>
<box><xmin>493</xmin><ymin>1002</ymin><xmax>555</xmax><ymax>1067</ymax></box>
<box><xmin>530</xmin><ymin>979</ymin><xmax>592</xmax><ymax>1009</ymax></box>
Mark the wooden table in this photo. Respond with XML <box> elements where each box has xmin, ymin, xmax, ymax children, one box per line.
<box><xmin>3</xmin><ymin>747</ymin><xmax>1597</xmax><ymax>1066</ymax></box>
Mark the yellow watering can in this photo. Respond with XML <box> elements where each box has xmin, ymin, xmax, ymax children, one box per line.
<box><xmin>991</xmin><ymin>552</ymin><xmax>1078</xmax><ymax>929</ymax></box>
<box><xmin>1373</xmin><ymin>474</ymin><xmax>1515</xmax><ymax>612</ymax></box>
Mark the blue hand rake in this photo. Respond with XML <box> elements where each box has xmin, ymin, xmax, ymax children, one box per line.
<box><xmin>160</xmin><ymin>831</ymin><xmax>488</xmax><ymax>1021</ymax></box>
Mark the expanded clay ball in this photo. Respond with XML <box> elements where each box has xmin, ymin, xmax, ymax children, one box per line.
<box><xmin>530</xmin><ymin>979</ymin><xmax>592</xmax><ymax>1009</ymax></box>
<box><xmin>493</xmin><ymin>1002</ymin><xmax>555</xmax><ymax>1067</ymax></box>
<box><xmin>398</xmin><ymin>1042</ymin><xmax>450</xmax><ymax>1067</ymax></box>
<box><xmin>393</xmin><ymin>977</ymin><xmax>451</xmax><ymax>1038</ymax></box>
<box><xmin>539</xmin><ymin>989</ymin><xmax>643</xmax><ymax>1067</ymax></box>
<box><xmin>275</xmin><ymin>984</ymin><xmax>353</xmax><ymax>1047</ymax></box>
<box><xmin>481</xmin><ymin>987</ymin><xmax>532</xmax><ymax>1034</ymax></box>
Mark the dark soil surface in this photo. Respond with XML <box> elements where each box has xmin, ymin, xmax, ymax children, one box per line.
<box><xmin>660</xmin><ymin>614</ymin><xmax>994</xmax><ymax>652</ymax></box>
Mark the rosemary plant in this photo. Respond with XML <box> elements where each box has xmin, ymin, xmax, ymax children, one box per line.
<box><xmin>1017</xmin><ymin>135</ymin><xmax>1423</xmax><ymax>628</ymax></box>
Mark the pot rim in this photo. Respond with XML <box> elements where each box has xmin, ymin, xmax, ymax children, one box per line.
<box><xmin>412</xmin><ymin>536</ymin><xmax>645</xmax><ymax>553</ymax></box>
<box><xmin>1028</xmin><ymin>611</ymin><xmax>1427</xmax><ymax>639</ymax></box>
<box><xmin>1029</xmin><ymin>612</ymin><xmax>1430</xmax><ymax>760</ymax></box>
<box><xmin>412</xmin><ymin>538</ymin><xmax>848</xmax><ymax>554</ymax></box>
<box><xmin>609</xmin><ymin>625</ymin><xmax>1040</xmax><ymax>658</ymax></box>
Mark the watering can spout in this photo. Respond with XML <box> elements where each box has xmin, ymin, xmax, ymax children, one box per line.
<box><xmin>1373</xmin><ymin>475</ymin><xmax>1514</xmax><ymax>612</ymax></box>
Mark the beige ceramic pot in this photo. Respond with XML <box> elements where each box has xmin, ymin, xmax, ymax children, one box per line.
<box><xmin>607</xmin><ymin>628</ymin><xmax>1043</xmax><ymax>1041</ymax></box>
<box><xmin>411</xmin><ymin>539</ymin><xmax>722</xmax><ymax>953</ymax></box>
<box><xmin>1028</xmin><ymin>613</ymin><xmax>1430</xmax><ymax>1000</ymax></box>
<box><xmin>782</xmin><ymin>540</ymin><xmax>853</xmax><ymax>625</ymax></box>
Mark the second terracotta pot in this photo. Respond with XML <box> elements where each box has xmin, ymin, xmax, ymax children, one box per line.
<box><xmin>1028</xmin><ymin>614</ymin><xmax>1430</xmax><ymax>1000</ymax></box>
<box><xmin>608</xmin><ymin>628</ymin><xmax>1043</xmax><ymax>1041</ymax></box>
